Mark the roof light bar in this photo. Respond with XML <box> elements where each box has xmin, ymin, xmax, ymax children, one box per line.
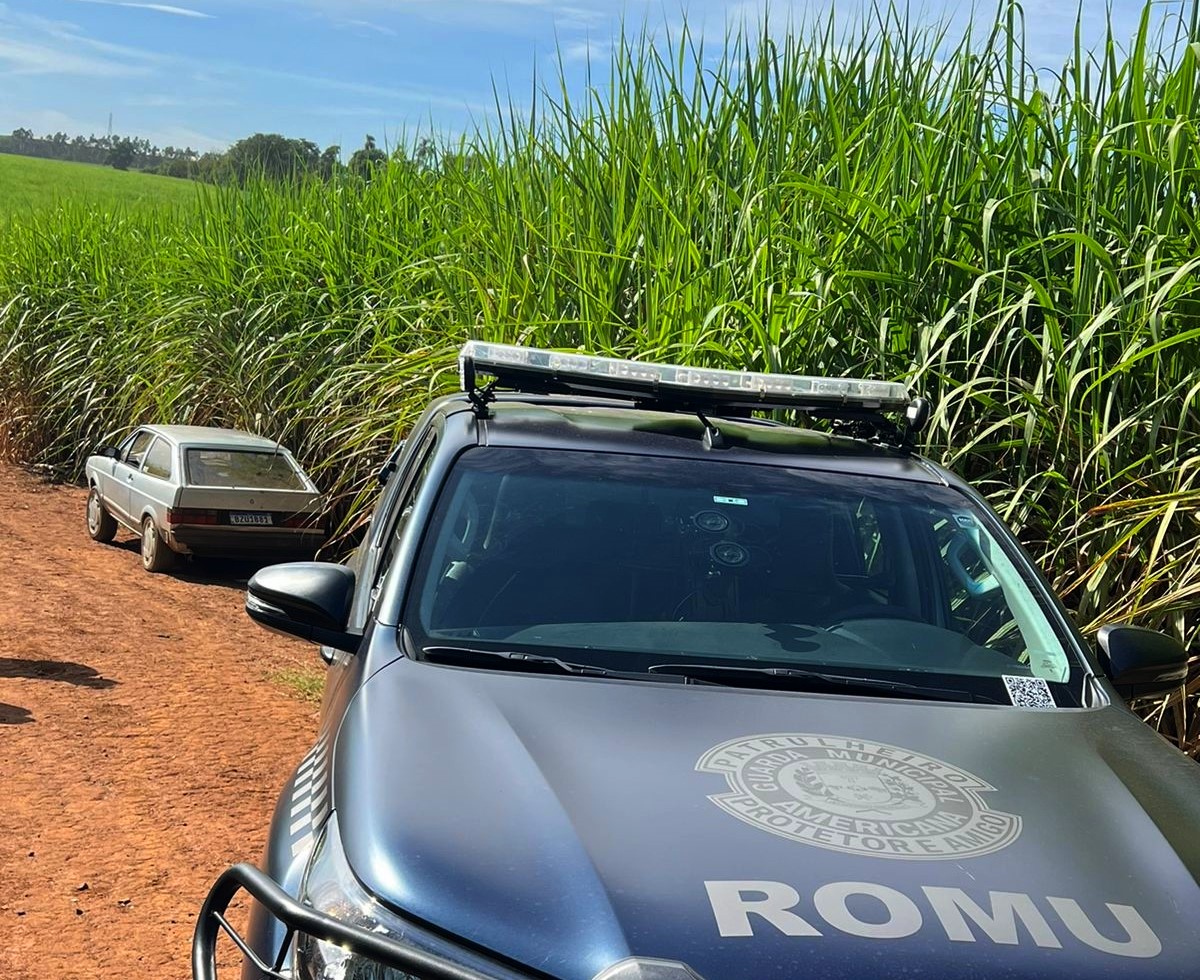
<box><xmin>459</xmin><ymin>342</ymin><xmax>912</xmax><ymax>413</ymax></box>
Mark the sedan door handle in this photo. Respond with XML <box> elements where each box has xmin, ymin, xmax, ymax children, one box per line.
<box><xmin>126</xmin><ymin>474</ymin><xmax>135</xmax><ymax>481</ymax></box>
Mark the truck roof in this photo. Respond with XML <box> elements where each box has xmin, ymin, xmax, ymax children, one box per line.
<box><xmin>435</xmin><ymin>393</ymin><xmax>951</xmax><ymax>487</ymax></box>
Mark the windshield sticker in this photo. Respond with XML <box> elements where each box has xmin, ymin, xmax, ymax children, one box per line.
<box><xmin>1003</xmin><ymin>675</ymin><xmax>1055</xmax><ymax>708</ymax></box>
<box><xmin>713</xmin><ymin>495</ymin><xmax>748</xmax><ymax>506</ymax></box>
<box><xmin>697</xmin><ymin>734</ymin><xmax>1021</xmax><ymax>860</ymax></box>
<box><xmin>1034</xmin><ymin>655</ymin><xmax>1063</xmax><ymax>677</ymax></box>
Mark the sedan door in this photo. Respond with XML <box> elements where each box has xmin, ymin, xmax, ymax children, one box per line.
<box><xmin>109</xmin><ymin>429</ymin><xmax>155</xmax><ymax>525</ymax></box>
<box><xmin>128</xmin><ymin>436</ymin><xmax>176</xmax><ymax>531</ymax></box>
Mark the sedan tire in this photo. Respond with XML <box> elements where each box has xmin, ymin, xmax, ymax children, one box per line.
<box><xmin>141</xmin><ymin>516</ymin><xmax>176</xmax><ymax>573</ymax></box>
<box><xmin>86</xmin><ymin>488</ymin><xmax>118</xmax><ymax>543</ymax></box>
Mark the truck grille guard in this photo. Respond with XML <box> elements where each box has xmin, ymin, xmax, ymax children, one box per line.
<box><xmin>192</xmin><ymin>863</ymin><xmax>503</xmax><ymax>980</ymax></box>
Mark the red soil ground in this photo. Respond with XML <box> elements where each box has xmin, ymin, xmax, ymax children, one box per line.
<box><xmin>0</xmin><ymin>462</ymin><xmax>320</xmax><ymax>979</ymax></box>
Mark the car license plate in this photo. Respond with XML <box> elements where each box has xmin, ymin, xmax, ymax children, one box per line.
<box><xmin>230</xmin><ymin>512</ymin><xmax>272</xmax><ymax>526</ymax></box>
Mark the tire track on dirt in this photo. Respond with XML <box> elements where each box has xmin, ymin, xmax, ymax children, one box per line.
<box><xmin>0</xmin><ymin>463</ymin><xmax>319</xmax><ymax>979</ymax></box>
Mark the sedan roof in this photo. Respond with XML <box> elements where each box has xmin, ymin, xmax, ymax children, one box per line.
<box><xmin>144</xmin><ymin>425</ymin><xmax>290</xmax><ymax>451</ymax></box>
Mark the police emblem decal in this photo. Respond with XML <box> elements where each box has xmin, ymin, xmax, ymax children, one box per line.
<box><xmin>697</xmin><ymin>734</ymin><xmax>1021</xmax><ymax>860</ymax></box>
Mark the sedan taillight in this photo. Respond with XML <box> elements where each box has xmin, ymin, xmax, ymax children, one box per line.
<box><xmin>167</xmin><ymin>508</ymin><xmax>219</xmax><ymax>526</ymax></box>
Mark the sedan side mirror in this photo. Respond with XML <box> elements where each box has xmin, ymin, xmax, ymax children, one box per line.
<box><xmin>100</xmin><ymin>446</ymin><xmax>120</xmax><ymax>459</ymax></box>
<box><xmin>246</xmin><ymin>562</ymin><xmax>361</xmax><ymax>654</ymax></box>
<box><xmin>1096</xmin><ymin>624</ymin><xmax>1188</xmax><ymax>701</ymax></box>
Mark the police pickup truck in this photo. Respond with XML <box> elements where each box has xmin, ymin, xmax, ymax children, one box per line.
<box><xmin>193</xmin><ymin>343</ymin><xmax>1199</xmax><ymax>980</ymax></box>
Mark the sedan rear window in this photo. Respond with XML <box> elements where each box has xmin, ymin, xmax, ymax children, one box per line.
<box><xmin>185</xmin><ymin>449</ymin><xmax>307</xmax><ymax>490</ymax></box>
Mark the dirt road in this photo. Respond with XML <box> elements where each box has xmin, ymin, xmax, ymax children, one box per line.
<box><xmin>0</xmin><ymin>462</ymin><xmax>320</xmax><ymax>979</ymax></box>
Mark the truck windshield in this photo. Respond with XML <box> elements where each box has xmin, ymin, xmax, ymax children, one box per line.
<box><xmin>405</xmin><ymin>448</ymin><xmax>1077</xmax><ymax>700</ymax></box>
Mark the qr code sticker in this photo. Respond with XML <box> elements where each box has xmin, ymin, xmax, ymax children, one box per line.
<box><xmin>1003</xmin><ymin>675</ymin><xmax>1056</xmax><ymax>708</ymax></box>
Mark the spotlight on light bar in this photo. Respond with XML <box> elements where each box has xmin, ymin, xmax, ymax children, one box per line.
<box><xmin>459</xmin><ymin>342</ymin><xmax>912</xmax><ymax>413</ymax></box>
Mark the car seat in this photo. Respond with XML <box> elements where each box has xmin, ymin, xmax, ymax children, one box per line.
<box><xmin>430</xmin><ymin>493</ymin><xmax>668</xmax><ymax>632</ymax></box>
<box><xmin>736</xmin><ymin>501</ymin><xmax>870</xmax><ymax>626</ymax></box>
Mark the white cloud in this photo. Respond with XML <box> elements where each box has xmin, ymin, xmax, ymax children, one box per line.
<box><xmin>344</xmin><ymin>18</ymin><xmax>398</xmax><ymax>36</ymax></box>
<box><xmin>0</xmin><ymin>101</ymin><xmax>228</xmax><ymax>151</ymax></box>
<box><xmin>559</xmin><ymin>37</ymin><xmax>609</xmax><ymax>63</ymax></box>
<box><xmin>128</xmin><ymin>3</ymin><xmax>213</xmax><ymax>16</ymax></box>
<box><xmin>309</xmin><ymin>105</ymin><xmax>397</xmax><ymax>117</ymax></box>
<box><xmin>0</xmin><ymin>106</ymin><xmax>96</xmax><ymax>136</ymax></box>
<box><xmin>0</xmin><ymin>34</ymin><xmax>151</xmax><ymax>76</ymax></box>
<box><xmin>125</xmin><ymin>93</ymin><xmax>237</xmax><ymax>107</ymax></box>
<box><xmin>242</xmin><ymin>65</ymin><xmax>493</xmax><ymax>115</ymax></box>
<box><xmin>145</xmin><ymin>123</ymin><xmax>228</xmax><ymax>150</ymax></box>
<box><xmin>69</xmin><ymin>0</ymin><xmax>214</xmax><ymax>18</ymax></box>
<box><xmin>235</xmin><ymin>0</ymin><xmax>604</xmax><ymax>35</ymax></box>
<box><xmin>0</xmin><ymin>2</ymin><xmax>167</xmax><ymax>79</ymax></box>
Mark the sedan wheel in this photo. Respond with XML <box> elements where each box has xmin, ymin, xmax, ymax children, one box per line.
<box><xmin>141</xmin><ymin>517</ymin><xmax>176</xmax><ymax>573</ymax></box>
<box><xmin>86</xmin><ymin>488</ymin><xmax>118</xmax><ymax>543</ymax></box>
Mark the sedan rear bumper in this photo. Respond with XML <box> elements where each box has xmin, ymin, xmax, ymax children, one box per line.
<box><xmin>168</xmin><ymin>527</ymin><xmax>326</xmax><ymax>558</ymax></box>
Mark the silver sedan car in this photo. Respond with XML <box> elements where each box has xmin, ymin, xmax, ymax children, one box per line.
<box><xmin>84</xmin><ymin>425</ymin><xmax>327</xmax><ymax>572</ymax></box>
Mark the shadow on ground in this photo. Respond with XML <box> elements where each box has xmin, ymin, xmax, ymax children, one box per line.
<box><xmin>174</xmin><ymin>557</ymin><xmax>283</xmax><ymax>589</ymax></box>
<box><xmin>0</xmin><ymin>702</ymin><xmax>33</xmax><ymax>724</ymax></box>
<box><xmin>106</xmin><ymin>537</ymin><xmax>292</xmax><ymax>589</ymax></box>
<box><xmin>0</xmin><ymin>657</ymin><xmax>118</xmax><ymax>689</ymax></box>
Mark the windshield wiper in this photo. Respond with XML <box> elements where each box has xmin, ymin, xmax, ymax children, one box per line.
<box><xmin>646</xmin><ymin>662</ymin><xmax>987</xmax><ymax>702</ymax></box>
<box><xmin>420</xmin><ymin>646</ymin><xmax>987</xmax><ymax>700</ymax></box>
<box><xmin>421</xmin><ymin>645</ymin><xmax>681</xmax><ymax>682</ymax></box>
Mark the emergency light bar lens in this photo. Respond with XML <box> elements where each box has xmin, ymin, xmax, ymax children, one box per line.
<box><xmin>459</xmin><ymin>341</ymin><xmax>911</xmax><ymax>411</ymax></box>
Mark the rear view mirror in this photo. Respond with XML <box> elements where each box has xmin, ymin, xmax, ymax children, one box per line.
<box><xmin>246</xmin><ymin>562</ymin><xmax>360</xmax><ymax>654</ymax></box>
<box><xmin>1097</xmin><ymin>624</ymin><xmax>1188</xmax><ymax>701</ymax></box>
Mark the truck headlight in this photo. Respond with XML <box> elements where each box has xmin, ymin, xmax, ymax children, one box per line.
<box><xmin>296</xmin><ymin>815</ymin><xmax>706</xmax><ymax>980</ymax></box>
<box><xmin>296</xmin><ymin>814</ymin><xmax>521</xmax><ymax>980</ymax></box>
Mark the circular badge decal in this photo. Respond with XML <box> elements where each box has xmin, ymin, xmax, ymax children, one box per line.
<box><xmin>697</xmin><ymin>733</ymin><xmax>1021</xmax><ymax>860</ymax></box>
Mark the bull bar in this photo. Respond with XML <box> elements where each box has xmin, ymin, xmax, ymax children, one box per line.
<box><xmin>192</xmin><ymin>863</ymin><xmax>502</xmax><ymax>980</ymax></box>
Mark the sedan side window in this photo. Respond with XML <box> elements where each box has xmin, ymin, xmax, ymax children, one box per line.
<box><xmin>124</xmin><ymin>431</ymin><xmax>154</xmax><ymax>468</ymax></box>
<box><xmin>142</xmin><ymin>438</ymin><xmax>173</xmax><ymax>480</ymax></box>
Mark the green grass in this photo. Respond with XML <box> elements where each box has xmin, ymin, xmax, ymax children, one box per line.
<box><xmin>269</xmin><ymin>666</ymin><xmax>325</xmax><ymax>703</ymax></box>
<box><xmin>0</xmin><ymin>153</ymin><xmax>197</xmax><ymax>220</ymax></box>
<box><xmin>1</xmin><ymin>1</ymin><xmax>1198</xmax><ymax>751</ymax></box>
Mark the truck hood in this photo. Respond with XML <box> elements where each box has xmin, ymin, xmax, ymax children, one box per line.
<box><xmin>332</xmin><ymin>656</ymin><xmax>1200</xmax><ymax>980</ymax></box>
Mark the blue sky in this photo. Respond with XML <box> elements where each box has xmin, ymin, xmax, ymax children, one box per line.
<box><xmin>0</xmin><ymin>1</ymin><xmax>1172</xmax><ymax>155</ymax></box>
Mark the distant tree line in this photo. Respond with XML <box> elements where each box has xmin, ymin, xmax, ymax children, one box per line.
<box><xmin>0</xmin><ymin>127</ymin><xmax>472</xmax><ymax>183</ymax></box>
<box><xmin>0</xmin><ymin>127</ymin><xmax>201</xmax><ymax>173</ymax></box>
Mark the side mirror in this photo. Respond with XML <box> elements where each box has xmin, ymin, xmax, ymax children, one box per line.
<box><xmin>1096</xmin><ymin>624</ymin><xmax>1188</xmax><ymax>701</ymax></box>
<box><xmin>246</xmin><ymin>562</ymin><xmax>360</xmax><ymax>654</ymax></box>
<box><xmin>100</xmin><ymin>446</ymin><xmax>120</xmax><ymax>459</ymax></box>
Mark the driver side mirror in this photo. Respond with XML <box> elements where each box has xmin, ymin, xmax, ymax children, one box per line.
<box><xmin>1096</xmin><ymin>624</ymin><xmax>1188</xmax><ymax>701</ymax></box>
<box><xmin>100</xmin><ymin>446</ymin><xmax>120</xmax><ymax>459</ymax></box>
<box><xmin>246</xmin><ymin>562</ymin><xmax>361</xmax><ymax>654</ymax></box>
